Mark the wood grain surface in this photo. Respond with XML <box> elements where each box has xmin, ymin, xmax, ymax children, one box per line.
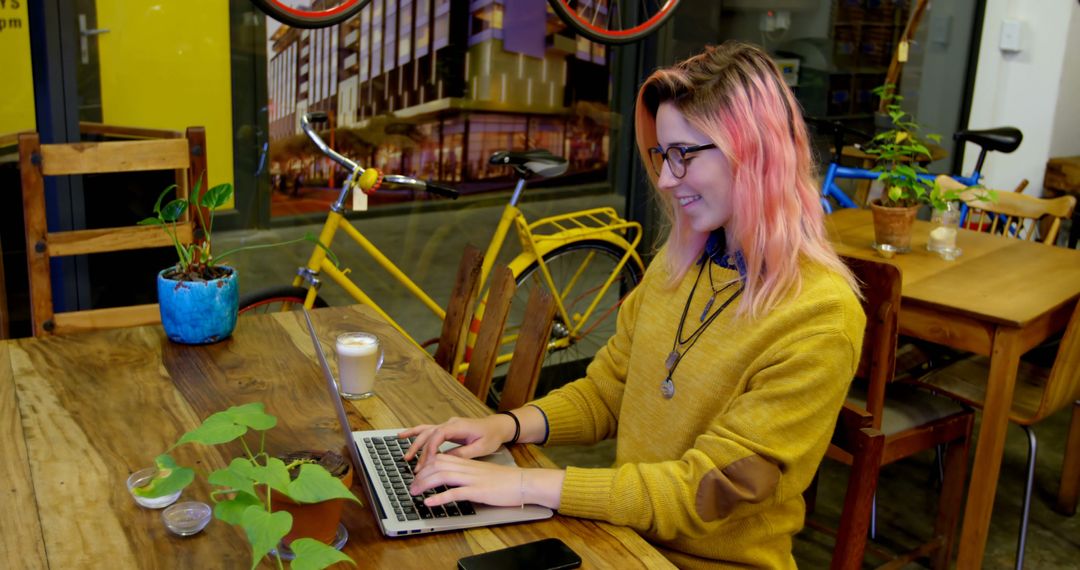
<box><xmin>826</xmin><ymin>208</ymin><xmax>1080</xmax><ymax>326</ymax></box>
<box><xmin>2</xmin><ymin>305</ymin><xmax>673</xmax><ymax>569</ymax></box>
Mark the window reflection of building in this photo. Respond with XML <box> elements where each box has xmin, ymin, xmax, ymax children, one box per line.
<box><xmin>266</xmin><ymin>0</ymin><xmax>612</xmax><ymax>201</ymax></box>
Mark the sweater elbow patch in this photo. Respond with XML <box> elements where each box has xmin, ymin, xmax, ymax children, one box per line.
<box><xmin>694</xmin><ymin>454</ymin><xmax>780</xmax><ymax>522</ymax></box>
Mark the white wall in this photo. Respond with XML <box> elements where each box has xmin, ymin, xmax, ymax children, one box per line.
<box><xmin>1050</xmin><ymin>4</ymin><xmax>1080</xmax><ymax>157</ymax></box>
<box><xmin>965</xmin><ymin>0</ymin><xmax>1080</xmax><ymax>194</ymax></box>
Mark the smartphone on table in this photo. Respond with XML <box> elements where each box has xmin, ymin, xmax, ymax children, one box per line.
<box><xmin>457</xmin><ymin>538</ymin><xmax>582</xmax><ymax>570</ymax></box>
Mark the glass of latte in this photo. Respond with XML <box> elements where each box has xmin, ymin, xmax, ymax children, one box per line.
<box><xmin>335</xmin><ymin>332</ymin><xmax>383</xmax><ymax>399</ymax></box>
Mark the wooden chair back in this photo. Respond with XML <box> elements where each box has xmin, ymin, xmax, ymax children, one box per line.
<box><xmin>433</xmin><ymin>244</ymin><xmax>484</xmax><ymax>373</ymax></box>
<box><xmin>463</xmin><ymin>265</ymin><xmax>516</xmax><ymax>402</ymax></box>
<box><xmin>963</xmin><ymin>190</ymin><xmax>1075</xmax><ymax>245</ymax></box>
<box><xmin>497</xmin><ymin>285</ymin><xmax>557</xmax><ymax>412</ymax></box>
<box><xmin>1032</xmin><ymin>300</ymin><xmax>1080</xmax><ymax>423</ymax></box>
<box><xmin>841</xmin><ymin>255</ymin><xmax>902</xmax><ymax>432</ymax></box>
<box><xmin>17</xmin><ymin>128</ymin><xmax>207</xmax><ymax>337</ymax></box>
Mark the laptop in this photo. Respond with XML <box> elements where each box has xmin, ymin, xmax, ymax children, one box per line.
<box><xmin>301</xmin><ymin>309</ymin><xmax>554</xmax><ymax>537</ymax></box>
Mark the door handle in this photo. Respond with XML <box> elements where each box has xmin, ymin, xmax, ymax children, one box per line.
<box><xmin>78</xmin><ymin>14</ymin><xmax>110</xmax><ymax>65</ymax></box>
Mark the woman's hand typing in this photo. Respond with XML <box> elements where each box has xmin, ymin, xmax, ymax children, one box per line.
<box><xmin>399</xmin><ymin>414</ymin><xmax>515</xmax><ymax>471</ymax></box>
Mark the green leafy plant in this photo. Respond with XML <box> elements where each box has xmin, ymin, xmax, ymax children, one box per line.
<box><xmin>864</xmin><ymin>85</ymin><xmax>995</xmax><ymax>210</ymax></box>
<box><xmin>863</xmin><ymin>84</ymin><xmax>944</xmax><ymax>208</ymax></box>
<box><xmin>137</xmin><ymin>403</ymin><xmax>359</xmax><ymax>569</ymax></box>
<box><xmin>139</xmin><ymin>177</ymin><xmax>334</xmax><ymax>281</ymax></box>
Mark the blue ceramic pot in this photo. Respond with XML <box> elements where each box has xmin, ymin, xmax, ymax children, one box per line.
<box><xmin>157</xmin><ymin>267</ymin><xmax>239</xmax><ymax>344</ymax></box>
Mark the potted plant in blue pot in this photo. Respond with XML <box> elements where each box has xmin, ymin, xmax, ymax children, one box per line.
<box><xmin>140</xmin><ymin>178</ymin><xmax>313</xmax><ymax>344</ymax></box>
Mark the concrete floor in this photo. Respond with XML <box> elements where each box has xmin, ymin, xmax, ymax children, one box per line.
<box><xmin>218</xmin><ymin>191</ymin><xmax>1079</xmax><ymax>569</ymax></box>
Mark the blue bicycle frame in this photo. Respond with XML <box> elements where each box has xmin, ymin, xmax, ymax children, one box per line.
<box><xmin>820</xmin><ymin>164</ymin><xmax>981</xmax><ymax>215</ymax></box>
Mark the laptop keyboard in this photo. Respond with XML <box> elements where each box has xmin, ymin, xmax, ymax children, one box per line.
<box><xmin>363</xmin><ymin>435</ymin><xmax>477</xmax><ymax>522</ymax></box>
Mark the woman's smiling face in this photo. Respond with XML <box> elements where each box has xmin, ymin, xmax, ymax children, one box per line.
<box><xmin>654</xmin><ymin>101</ymin><xmax>733</xmax><ymax>234</ymax></box>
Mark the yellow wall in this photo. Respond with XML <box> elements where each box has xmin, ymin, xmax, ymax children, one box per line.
<box><xmin>0</xmin><ymin>0</ymin><xmax>35</xmax><ymax>136</ymax></box>
<box><xmin>97</xmin><ymin>0</ymin><xmax>234</xmax><ymax>191</ymax></box>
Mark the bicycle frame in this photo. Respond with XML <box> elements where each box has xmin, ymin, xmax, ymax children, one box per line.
<box><xmin>821</xmin><ymin>163</ymin><xmax>981</xmax><ymax>217</ymax></box>
<box><xmin>292</xmin><ymin>171</ymin><xmax>643</xmax><ymax>356</ymax></box>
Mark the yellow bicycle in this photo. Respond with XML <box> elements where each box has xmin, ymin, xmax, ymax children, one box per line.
<box><xmin>240</xmin><ymin>112</ymin><xmax>644</xmax><ymax>390</ymax></box>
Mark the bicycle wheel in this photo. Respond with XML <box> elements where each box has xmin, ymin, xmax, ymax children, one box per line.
<box><xmin>547</xmin><ymin>0</ymin><xmax>680</xmax><ymax>45</ymax></box>
<box><xmin>239</xmin><ymin>285</ymin><xmax>328</xmax><ymax>316</ymax></box>
<box><xmin>250</xmin><ymin>0</ymin><xmax>371</xmax><ymax>29</ymax></box>
<box><xmin>488</xmin><ymin>241</ymin><xmax>643</xmax><ymax>407</ymax></box>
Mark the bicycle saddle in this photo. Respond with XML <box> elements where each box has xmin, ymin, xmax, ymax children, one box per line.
<box><xmin>489</xmin><ymin>149</ymin><xmax>569</xmax><ymax>178</ymax></box>
<box><xmin>953</xmin><ymin>127</ymin><xmax>1023</xmax><ymax>153</ymax></box>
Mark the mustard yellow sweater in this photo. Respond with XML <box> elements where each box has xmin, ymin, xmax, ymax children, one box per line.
<box><xmin>531</xmin><ymin>249</ymin><xmax>865</xmax><ymax>569</ymax></box>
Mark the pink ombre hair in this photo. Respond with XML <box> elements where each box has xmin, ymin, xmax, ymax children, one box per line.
<box><xmin>635</xmin><ymin>42</ymin><xmax>857</xmax><ymax>319</ymax></box>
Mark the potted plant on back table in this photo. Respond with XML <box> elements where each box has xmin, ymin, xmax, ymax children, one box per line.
<box><xmin>863</xmin><ymin>84</ymin><xmax>993</xmax><ymax>253</ymax></box>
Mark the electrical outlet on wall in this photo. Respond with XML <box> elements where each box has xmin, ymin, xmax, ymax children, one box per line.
<box><xmin>999</xmin><ymin>19</ymin><xmax>1024</xmax><ymax>53</ymax></box>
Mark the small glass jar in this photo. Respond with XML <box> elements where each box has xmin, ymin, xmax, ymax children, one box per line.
<box><xmin>928</xmin><ymin>201</ymin><xmax>962</xmax><ymax>260</ymax></box>
<box><xmin>126</xmin><ymin>467</ymin><xmax>182</xmax><ymax>509</ymax></box>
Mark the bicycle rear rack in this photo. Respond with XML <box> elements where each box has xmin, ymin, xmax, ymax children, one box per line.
<box><xmin>526</xmin><ymin>207</ymin><xmax>640</xmax><ymax>245</ymax></box>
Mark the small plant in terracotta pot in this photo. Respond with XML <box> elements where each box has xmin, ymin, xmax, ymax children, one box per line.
<box><xmin>863</xmin><ymin>84</ymin><xmax>942</xmax><ymax>252</ymax></box>
<box><xmin>860</xmin><ymin>85</ymin><xmax>994</xmax><ymax>253</ymax></box>
<box><xmin>137</xmin><ymin>403</ymin><xmax>360</xmax><ymax>569</ymax></box>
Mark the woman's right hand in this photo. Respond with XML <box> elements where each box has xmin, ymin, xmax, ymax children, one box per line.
<box><xmin>399</xmin><ymin>414</ymin><xmax>515</xmax><ymax>471</ymax></box>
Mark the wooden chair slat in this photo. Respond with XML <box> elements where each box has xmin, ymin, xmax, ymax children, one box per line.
<box><xmin>47</xmin><ymin>225</ymin><xmax>195</xmax><ymax>257</ymax></box>
<box><xmin>38</xmin><ymin>138</ymin><xmax>192</xmax><ymax>175</ymax></box>
<box><xmin>52</xmin><ymin>304</ymin><xmax>161</xmax><ymax>335</ymax></box>
<box><xmin>464</xmin><ymin>266</ymin><xmax>516</xmax><ymax>403</ymax></box>
<box><xmin>498</xmin><ymin>286</ymin><xmax>556</xmax><ymax>412</ymax></box>
<box><xmin>434</xmin><ymin>245</ymin><xmax>484</xmax><ymax>374</ymax></box>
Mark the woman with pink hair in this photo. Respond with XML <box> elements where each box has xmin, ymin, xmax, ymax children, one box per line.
<box><xmin>402</xmin><ymin>42</ymin><xmax>865</xmax><ymax>568</ymax></box>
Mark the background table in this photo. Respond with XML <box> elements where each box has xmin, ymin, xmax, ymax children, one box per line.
<box><xmin>826</xmin><ymin>208</ymin><xmax>1080</xmax><ymax>568</ymax></box>
<box><xmin>1</xmin><ymin>305</ymin><xmax>671</xmax><ymax>568</ymax></box>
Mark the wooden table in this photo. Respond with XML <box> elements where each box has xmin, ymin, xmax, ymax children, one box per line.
<box><xmin>0</xmin><ymin>305</ymin><xmax>672</xmax><ymax>569</ymax></box>
<box><xmin>826</xmin><ymin>208</ymin><xmax>1080</xmax><ymax>568</ymax></box>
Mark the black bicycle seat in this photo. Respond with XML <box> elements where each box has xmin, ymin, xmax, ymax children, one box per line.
<box><xmin>954</xmin><ymin>127</ymin><xmax>1023</xmax><ymax>153</ymax></box>
<box><xmin>489</xmin><ymin>149</ymin><xmax>569</xmax><ymax>178</ymax></box>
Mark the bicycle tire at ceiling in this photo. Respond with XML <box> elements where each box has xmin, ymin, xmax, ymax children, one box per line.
<box><xmin>547</xmin><ymin>0</ymin><xmax>680</xmax><ymax>45</ymax></box>
<box><xmin>488</xmin><ymin>240</ymin><xmax>643</xmax><ymax>407</ymax></box>
<box><xmin>238</xmin><ymin>285</ymin><xmax>328</xmax><ymax>315</ymax></box>
<box><xmin>250</xmin><ymin>0</ymin><xmax>372</xmax><ymax>28</ymax></box>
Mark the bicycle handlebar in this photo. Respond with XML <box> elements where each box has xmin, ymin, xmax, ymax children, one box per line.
<box><xmin>382</xmin><ymin>174</ymin><xmax>459</xmax><ymax>199</ymax></box>
<box><xmin>301</xmin><ymin>112</ymin><xmax>360</xmax><ymax>173</ymax></box>
<box><xmin>301</xmin><ymin>112</ymin><xmax>459</xmax><ymax>200</ymax></box>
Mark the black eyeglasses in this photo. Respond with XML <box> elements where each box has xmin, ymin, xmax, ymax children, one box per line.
<box><xmin>647</xmin><ymin>143</ymin><xmax>717</xmax><ymax>179</ymax></box>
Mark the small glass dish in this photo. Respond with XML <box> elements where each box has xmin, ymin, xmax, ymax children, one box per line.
<box><xmin>126</xmin><ymin>467</ymin><xmax>182</xmax><ymax>509</ymax></box>
<box><xmin>162</xmin><ymin>501</ymin><xmax>212</xmax><ymax>536</ymax></box>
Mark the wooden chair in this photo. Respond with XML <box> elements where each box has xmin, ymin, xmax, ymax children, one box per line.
<box><xmin>937</xmin><ymin>175</ymin><xmax>1077</xmax><ymax>244</ymax></box>
<box><xmin>433</xmin><ymin>244</ymin><xmax>484</xmax><ymax>374</ymax></box>
<box><xmin>915</xmin><ymin>299</ymin><xmax>1080</xmax><ymax>566</ymax></box>
<box><xmin>16</xmin><ymin>128</ymin><xmax>207</xmax><ymax>337</ymax></box>
<box><xmin>807</xmin><ymin>256</ymin><xmax>975</xmax><ymax>569</ymax></box>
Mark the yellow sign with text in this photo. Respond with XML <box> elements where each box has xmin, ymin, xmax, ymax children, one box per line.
<box><xmin>0</xmin><ymin>0</ymin><xmax>35</xmax><ymax>137</ymax></box>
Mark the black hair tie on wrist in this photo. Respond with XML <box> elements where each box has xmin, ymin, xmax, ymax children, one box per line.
<box><xmin>497</xmin><ymin>410</ymin><xmax>520</xmax><ymax>445</ymax></box>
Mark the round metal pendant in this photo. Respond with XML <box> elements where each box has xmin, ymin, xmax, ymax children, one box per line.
<box><xmin>660</xmin><ymin>377</ymin><xmax>675</xmax><ymax>399</ymax></box>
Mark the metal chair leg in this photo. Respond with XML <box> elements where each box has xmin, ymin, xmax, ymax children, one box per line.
<box><xmin>1016</xmin><ymin>425</ymin><xmax>1038</xmax><ymax>570</ymax></box>
<box><xmin>870</xmin><ymin>492</ymin><xmax>877</xmax><ymax>539</ymax></box>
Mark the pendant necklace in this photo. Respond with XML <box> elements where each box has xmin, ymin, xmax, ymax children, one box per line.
<box><xmin>661</xmin><ymin>259</ymin><xmax>742</xmax><ymax>399</ymax></box>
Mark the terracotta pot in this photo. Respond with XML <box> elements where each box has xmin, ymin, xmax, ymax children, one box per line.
<box><xmin>869</xmin><ymin>201</ymin><xmax>921</xmax><ymax>253</ymax></box>
<box><xmin>270</xmin><ymin>451</ymin><xmax>354</xmax><ymax>547</ymax></box>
